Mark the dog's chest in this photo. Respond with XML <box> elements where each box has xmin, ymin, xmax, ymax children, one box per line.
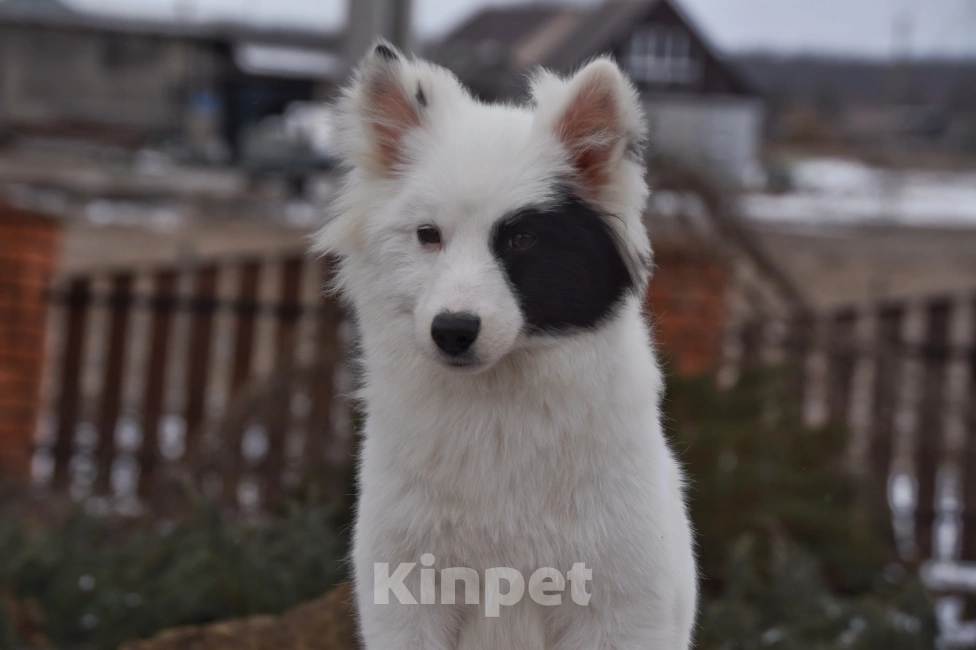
<box><xmin>367</xmin><ymin>399</ymin><xmax>629</xmax><ymax>564</ymax></box>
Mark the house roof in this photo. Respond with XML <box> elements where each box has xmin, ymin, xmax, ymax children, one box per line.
<box><xmin>435</xmin><ymin>1</ymin><xmax>658</xmax><ymax>72</ymax></box>
<box><xmin>0</xmin><ymin>0</ymin><xmax>341</xmax><ymax>51</ymax></box>
<box><xmin>432</xmin><ymin>0</ymin><xmax>757</xmax><ymax>99</ymax></box>
<box><xmin>538</xmin><ymin>1</ymin><xmax>657</xmax><ymax>72</ymax></box>
<box><xmin>445</xmin><ymin>5</ymin><xmax>561</xmax><ymax>48</ymax></box>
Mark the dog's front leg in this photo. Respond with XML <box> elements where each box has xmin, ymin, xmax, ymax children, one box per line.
<box><xmin>354</xmin><ymin>556</ymin><xmax>461</xmax><ymax>650</ymax></box>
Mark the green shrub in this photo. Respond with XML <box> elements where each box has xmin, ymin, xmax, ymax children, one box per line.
<box><xmin>0</xmin><ymin>498</ymin><xmax>347</xmax><ymax>650</ymax></box>
<box><xmin>666</xmin><ymin>370</ymin><xmax>937</xmax><ymax>649</ymax></box>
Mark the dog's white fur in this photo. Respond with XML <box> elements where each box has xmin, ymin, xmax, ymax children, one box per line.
<box><xmin>314</xmin><ymin>43</ymin><xmax>698</xmax><ymax>650</ymax></box>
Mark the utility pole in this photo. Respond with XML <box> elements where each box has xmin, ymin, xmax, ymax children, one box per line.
<box><xmin>175</xmin><ymin>0</ymin><xmax>194</xmax><ymax>23</ymax></box>
<box><xmin>878</xmin><ymin>8</ymin><xmax>914</xmax><ymax>224</ymax></box>
<box><xmin>344</xmin><ymin>0</ymin><xmax>414</xmax><ymax>68</ymax></box>
<box><xmin>890</xmin><ymin>9</ymin><xmax>914</xmax><ymax>104</ymax></box>
<box><xmin>390</xmin><ymin>0</ymin><xmax>413</xmax><ymax>53</ymax></box>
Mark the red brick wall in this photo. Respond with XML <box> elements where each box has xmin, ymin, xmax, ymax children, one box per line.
<box><xmin>647</xmin><ymin>239</ymin><xmax>729</xmax><ymax>377</ymax></box>
<box><xmin>0</xmin><ymin>203</ymin><xmax>61</xmax><ymax>483</ymax></box>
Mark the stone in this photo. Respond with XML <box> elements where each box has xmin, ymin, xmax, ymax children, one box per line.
<box><xmin>121</xmin><ymin>582</ymin><xmax>361</xmax><ymax>650</ymax></box>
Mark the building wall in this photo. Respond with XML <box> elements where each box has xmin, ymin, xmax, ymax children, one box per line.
<box><xmin>0</xmin><ymin>25</ymin><xmax>217</xmax><ymax>134</ymax></box>
<box><xmin>644</xmin><ymin>94</ymin><xmax>764</xmax><ymax>187</ymax></box>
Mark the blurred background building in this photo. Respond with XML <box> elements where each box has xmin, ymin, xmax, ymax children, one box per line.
<box><xmin>0</xmin><ymin>0</ymin><xmax>346</xmax><ymax>162</ymax></box>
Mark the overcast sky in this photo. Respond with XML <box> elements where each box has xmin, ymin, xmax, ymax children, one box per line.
<box><xmin>63</xmin><ymin>0</ymin><xmax>976</xmax><ymax>59</ymax></box>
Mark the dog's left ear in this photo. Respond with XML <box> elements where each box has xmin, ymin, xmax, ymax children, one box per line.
<box><xmin>533</xmin><ymin>59</ymin><xmax>652</xmax><ymax>293</ymax></box>
<box><xmin>316</xmin><ymin>44</ymin><xmax>467</xmax><ymax>260</ymax></box>
<box><xmin>337</xmin><ymin>40</ymin><xmax>429</xmax><ymax>177</ymax></box>
<box><xmin>533</xmin><ymin>58</ymin><xmax>646</xmax><ymax>197</ymax></box>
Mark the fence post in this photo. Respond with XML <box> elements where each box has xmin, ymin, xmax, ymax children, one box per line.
<box><xmin>137</xmin><ymin>271</ymin><xmax>178</xmax><ymax>499</ymax></box>
<box><xmin>786</xmin><ymin>310</ymin><xmax>813</xmax><ymax>410</ymax></box>
<box><xmin>93</xmin><ymin>273</ymin><xmax>133</xmax><ymax>495</ymax></box>
<box><xmin>305</xmin><ymin>257</ymin><xmax>342</xmax><ymax>471</ymax></box>
<box><xmin>262</xmin><ymin>256</ymin><xmax>304</xmax><ymax>501</ymax></box>
<box><xmin>220</xmin><ymin>259</ymin><xmax>263</xmax><ymax>504</ymax></box>
<box><xmin>0</xmin><ymin>205</ymin><xmax>61</xmax><ymax>484</ymax></box>
<box><xmin>960</xmin><ymin>297</ymin><xmax>976</xmax><ymax>617</ymax></box>
<box><xmin>914</xmin><ymin>299</ymin><xmax>953</xmax><ymax>560</ymax></box>
<box><xmin>864</xmin><ymin>303</ymin><xmax>906</xmax><ymax>526</ymax></box>
<box><xmin>183</xmin><ymin>265</ymin><xmax>219</xmax><ymax>459</ymax></box>
<box><xmin>826</xmin><ymin>308</ymin><xmax>858</xmax><ymax>427</ymax></box>
<box><xmin>50</xmin><ymin>278</ymin><xmax>89</xmax><ymax>490</ymax></box>
<box><xmin>229</xmin><ymin>260</ymin><xmax>262</xmax><ymax>395</ymax></box>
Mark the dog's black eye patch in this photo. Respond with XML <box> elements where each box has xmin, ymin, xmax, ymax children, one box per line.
<box><xmin>491</xmin><ymin>193</ymin><xmax>633</xmax><ymax>334</ymax></box>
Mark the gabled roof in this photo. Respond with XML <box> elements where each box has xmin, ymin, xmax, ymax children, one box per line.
<box><xmin>445</xmin><ymin>5</ymin><xmax>561</xmax><ymax>48</ymax></box>
<box><xmin>432</xmin><ymin>0</ymin><xmax>757</xmax><ymax>99</ymax></box>
<box><xmin>435</xmin><ymin>1</ymin><xmax>658</xmax><ymax>72</ymax></box>
<box><xmin>538</xmin><ymin>1</ymin><xmax>657</xmax><ymax>73</ymax></box>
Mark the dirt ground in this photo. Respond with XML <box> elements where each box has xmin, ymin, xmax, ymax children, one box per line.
<box><xmin>60</xmin><ymin>218</ymin><xmax>976</xmax><ymax>311</ymax></box>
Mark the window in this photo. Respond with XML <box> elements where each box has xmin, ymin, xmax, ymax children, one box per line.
<box><xmin>624</xmin><ymin>26</ymin><xmax>698</xmax><ymax>85</ymax></box>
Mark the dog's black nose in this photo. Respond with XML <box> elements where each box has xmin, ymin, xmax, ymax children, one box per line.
<box><xmin>431</xmin><ymin>312</ymin><xmax>481</xmax><ymax>356</ymax></box>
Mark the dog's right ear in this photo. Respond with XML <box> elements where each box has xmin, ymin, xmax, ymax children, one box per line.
<box><xmin>337</xmin><ymin>41</ymin><xmax>427</xmax><ymax>177</ymax></box>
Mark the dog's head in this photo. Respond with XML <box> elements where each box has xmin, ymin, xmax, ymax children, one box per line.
<box><xmin>315</xmin><ymin>42</ymin><xmax>651</xmax><ymax>373</ymax></box>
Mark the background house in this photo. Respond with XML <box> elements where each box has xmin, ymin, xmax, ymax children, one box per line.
<box><xmin>0</xmin><ymin>0</ymin><xmax>345</xmax><ymax>159</ymax></box>
<box><xmin>431</xmin><ymin>0</ymin><xmax>764</xmax><ymax>187</ymax></box>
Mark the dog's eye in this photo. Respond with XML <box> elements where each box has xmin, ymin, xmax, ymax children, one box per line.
<box><xmin>417</xmin><ymin>226</ymin><xmax>441</xmax><ymax>246</ymax></box>
<box><xmin>508</xmin><ymin>232</ymin><xmax>536</xmax><ymax>251</ymax></box>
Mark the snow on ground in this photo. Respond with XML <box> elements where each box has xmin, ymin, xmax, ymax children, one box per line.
<box><xmin>743</xmin><ymin>157</ymin><xmax>976</xmax><ymax>227</ymax></box>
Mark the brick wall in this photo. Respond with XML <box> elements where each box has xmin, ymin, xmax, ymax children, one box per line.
<box><xmin>647</xmin><ymin>238</ymin><xmax>729</xmax><ymax>377</ymax></box>
<box><xmin>0</xmin><ymin>203</ymin><xmax>61</xmax><ymax>483</ymax></box>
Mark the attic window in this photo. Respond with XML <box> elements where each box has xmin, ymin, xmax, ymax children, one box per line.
<box><xmin>625</xmin><ymin>26</ymin><xmax>698</xmax><ymax>85</ymax></box>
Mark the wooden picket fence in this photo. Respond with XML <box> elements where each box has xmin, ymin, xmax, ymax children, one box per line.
<box><xmin>724</xmin><ymin>294</ymin><xmax>976</xmax><ymax>642</ymax></box>
<box><xmin>33</xmin><ymin>247</ymin><xmax>976</xmax><ymax>639</ymax></box>
<box><xmin>36</xmin><ymin>251</ymin><xmax>351</xmax><ymax>510</ymax></box>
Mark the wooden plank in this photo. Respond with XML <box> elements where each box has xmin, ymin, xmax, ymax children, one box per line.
<box><xmin>865</xmin><ymin>304</ymin><xmax>905</xmax><ymax>518</ymax></box>
<box><xmin>961</xmin><ymin>297</ymin><xmax>976</xmax><ymax>617</ymax></box>
<box><xmin>93</xmin><ymin>273</ymin><xmax>133</xmax><ymax>495</ymax></box>
<box><xmin>136</xmin><ymin>270</ymin><xmax>177</xmax><ymax>499</ymax></box>
<box><xmin>182</xmin><ymin>265</ymin><xmax>219</xmax><ymax>459</ymax></box>
<box><xmin>221</xmin><ymin>259</ymin><xmax>262</xmax><ymax>504</ymax></box>
<box><xmin>786</xmin><ymin>310</ymin><xmax>814</xmax><ymax>412</ymax></box>
<box><xmin>827</xmin><ymin>308</ymin><xmax>858</xmax><ymax>427</ymax></box>
<box><xmin>304</xmin><ymin>256</ymin><xmax>341</xmax><ymax>474</ymax></box>
<box><xmin>914</xmin><ymin>299</ymin><xmax>953</xmax><ymax>560</ymax></box>
<box><xmin>51</xmin><ymin>278</ymin><xmax>90</xmax><ymax>491</ymax></box>
<box><xmin>229</xmin><ymin>260</ymin><xmax>262</xmax><ymax>395</ymax></box>
<box><xmin>262</xmin><ymin>256</ymin><xmax>304</xmax><ymax>501</ymax></box>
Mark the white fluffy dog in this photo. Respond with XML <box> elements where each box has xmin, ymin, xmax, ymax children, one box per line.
<box><xmin>314</xmin><ymin>41</ymin><xmax>698</xmax><ymax>650</ymax></box>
